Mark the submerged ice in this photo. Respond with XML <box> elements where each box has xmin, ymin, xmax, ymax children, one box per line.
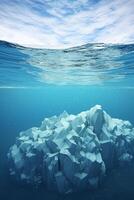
<box><xmin>8</xmin><ymin>105</ymin><xmax>134</xmax><ymax>193</ymax></box>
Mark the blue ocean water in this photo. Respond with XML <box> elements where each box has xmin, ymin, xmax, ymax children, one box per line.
<box><xmin>0</xmin><ymin>41</ymin><xmax>134</xmax><ymax>200</ymax></box>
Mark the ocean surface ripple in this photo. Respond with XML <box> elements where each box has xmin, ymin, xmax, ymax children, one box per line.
<box><xmin>0</xmin><ymin>41</ymin><xmax>134</xmax><ymax>87</ymax></box>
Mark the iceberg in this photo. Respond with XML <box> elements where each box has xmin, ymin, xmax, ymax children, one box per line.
<box><xmin>8</xmin><ymin>105</ymin><xmax>134</xmax><ymax>193</ymax></box>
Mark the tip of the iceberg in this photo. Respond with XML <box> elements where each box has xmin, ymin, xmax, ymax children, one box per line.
<box><xmin>8</xmin><ymin>105</ymin><xmax>134</xmax><ymax>193</ymax></box>
<box><xmin>93</xmin><ymin>104</ymin><xmax>102</xmax><ymax>109</ymax></box>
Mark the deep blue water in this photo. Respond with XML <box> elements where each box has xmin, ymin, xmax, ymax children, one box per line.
<box><xmin>0</xmin><ymin>41</ymin><xmax>134</xmax><ymax>200</ymax></box>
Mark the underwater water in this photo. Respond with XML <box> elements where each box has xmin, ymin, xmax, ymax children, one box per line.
<box><xmin>0</xmin><ymin>40</ymin><xmax>134</xmax><ymax>200</ymax></box>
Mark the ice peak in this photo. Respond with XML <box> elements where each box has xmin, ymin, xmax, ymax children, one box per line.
<box><xmin>92</xmin><ymin>104</ymin><xmax>102</xmax><ymax>110</ymax></box>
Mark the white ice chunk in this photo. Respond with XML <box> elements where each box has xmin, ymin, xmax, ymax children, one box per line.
<box><xmin>8</xmin><ymin>105</ymin><xmax>134</xmax><ymax>193</ymax></box>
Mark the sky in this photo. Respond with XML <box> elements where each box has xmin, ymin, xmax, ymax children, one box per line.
<box><xmin>0</xmin><ymin>0</ymin><xmax>134</xmax><ymax>49</ymax></box>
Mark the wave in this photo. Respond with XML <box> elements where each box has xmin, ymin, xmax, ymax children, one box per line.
<box><xmin>0</xmin><ymin>40</ymin><xmax>134</xmax><ymax>87</ymax></box>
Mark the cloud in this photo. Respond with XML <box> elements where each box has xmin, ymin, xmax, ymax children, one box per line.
<box><xmin>0</xmin><ymin>0</ymin><xmax>134</xmax><ymax>48</ymax></box>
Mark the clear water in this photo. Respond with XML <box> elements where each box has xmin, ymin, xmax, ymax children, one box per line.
<box><xmin>0</xmin><ymin>40</ymin><xmax>134</xmax><ymax>200</ymax></box>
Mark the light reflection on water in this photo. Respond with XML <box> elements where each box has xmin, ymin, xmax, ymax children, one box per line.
<box><xmin>0</xmin><ymin>41</ymin><xmax>134</xmax><ymax>87</ymax></box>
